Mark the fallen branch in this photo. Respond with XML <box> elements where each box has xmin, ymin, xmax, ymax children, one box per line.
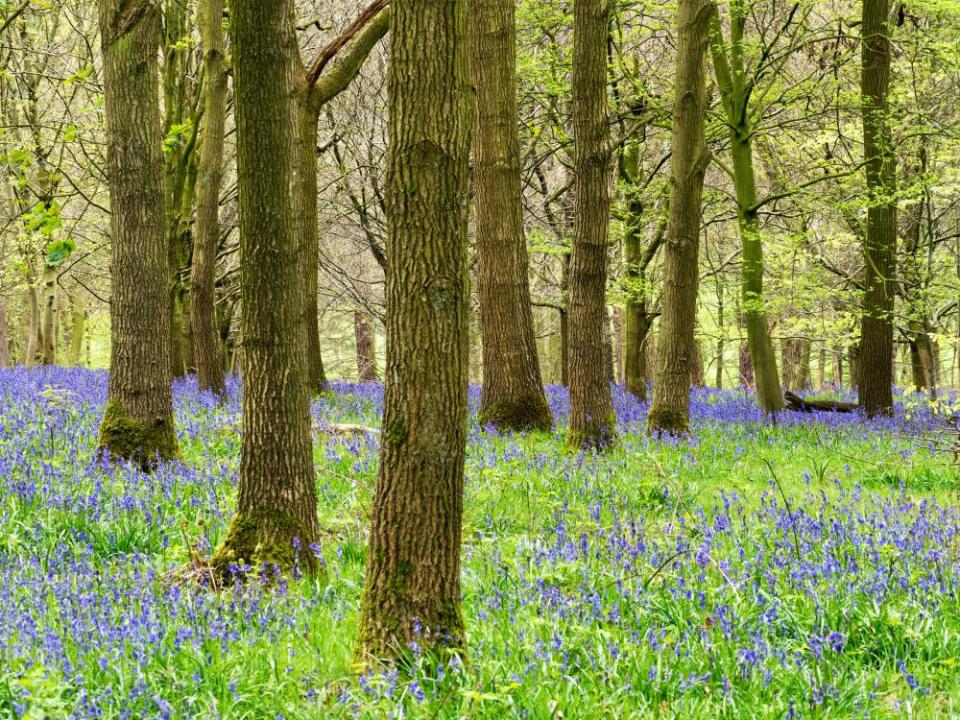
<box><xmin>783</xmin><ymin>390</ymin><xmax>858</xmax><ymax>414</ymax></box>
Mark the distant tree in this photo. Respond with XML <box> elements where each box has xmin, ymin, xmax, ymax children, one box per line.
<box><xmin>858</xmin><ymin>0</ymin><xmax>896</xmax><ymax>416</ymax></box>
<box><xmin>648</xmin><ymin>0</ymin><xmax>711</xmax><ymax>435</ymax></box>
<box><xmin>566</xmin><ymin>0</ymin><xmax>615</xmax><ymax>449</ymax></box>
<box><xmin>211</xmin><ymin>0</ymin><xmax>319</xmax><ymax>575</ymax></box>
<box><xmin>296</xmin><ymin>0</ymin><xmax>390</xmax><ymax>394</ymax></box>
<box><xmin>355</xmin><ymin>0</ymin><xmax>473</xmax><ymax>660</ymax></box>
<box><xmin>96</xmin><ymin>0</ymin><xmax>180</xmax><ymax>467</ymax></box>
<box><xmin>191</xmin><ymin>0</ymin><xmax>227</xmax><ymax>398</ymax></box>
<box><xmin>471</xmin><ymin>0</ymin><xmax>552</xmax><ymax>432</ymax></box>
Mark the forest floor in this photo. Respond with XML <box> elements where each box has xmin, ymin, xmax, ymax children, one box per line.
<box><xmin>1</xmin><ymin>368</ymin><xmax>960</xmax><ymax>718</ymax></box>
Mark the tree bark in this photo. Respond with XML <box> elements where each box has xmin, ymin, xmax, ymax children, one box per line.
<box><xmin>96</xmin><ymin>0</ymin><xmax>180</xmax><ymax>468</ymax></box>
<box><xmin>0</xmin><ymin>297</ymin><xmax>9</xmax><ymax>368</ymax></box>
<box><xmin>471</xmin><ymin>0</ymin><xmax>552</xmax><ymax>431</ymax></box>
<box><xmin>355</xmin><ymin>0</ymin><xmax>472</xmax><ymax>662</ymax></box>
<box><xmin>709</xmin><ymin>6</ymin><xmax>783</xmax><ymax>414</ymax></box>
<box><xmin>211</xmin><ymin>0</ymin><xmax>320</xmax><ymax>576</ymax></box>
<box><xmin>40</xmin><ymin>264</ymin><xmax>56</xmax><ymax>364</ymax></box>
<box><xmin>567</xmin><ymin>0</ymin><xmax>615</xmax><ymax>448</ymax></box>
<box><xmin>648</xmin><ymin>0</ymin><xmax>710</xmax><ymax>435</ymax></box>
<box><xmin>68</xmin><ymin>294</ymin><xmax>85</xmax><ymax>366</ymax></box>
<box><xmin>354</xmin><ymin>309</ymin><xmax>378</xmax><ymax>381</ymax></box>
<box><xmin>859</xmin><ymin>0</ymin><xmax>896</xmax><ymax>416</ymax></box>
<box><xmin>191</xmin><ymin>0</ymin><xmax>227</xmax><ymax>398</ymax></box>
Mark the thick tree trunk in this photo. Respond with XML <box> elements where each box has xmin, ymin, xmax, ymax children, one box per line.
<box><xmin>190</xmin><ymin>0</ymin><xmax>227</xmax><ymax>398</ymax></box>
<box><xmin>211</xmin><ymin>0</ymin><xmax>320</xmax><ymax>576</ymax></box>
<box><xmin>354</xmin><ymin>310</ymin><xmax>378</xmax><ymax>381</ymax></box>
<box><xmin>782</xmin><ymin>337</ymin><xmax>811</xmax><ymax>390</ymax></box>
<box><xmin>648</xmin><ymin>0</ymin><xmax>710</xmax><ymax>435</ymax></box>
<box><xmin>96</xmin><ymin>0</ymin><xmax>180</xmax><ymax>468</ymax></box>
<box><xmin>567</xmin><ymin>0</ymin><xmax>615</xmax><ymax>448</ymax></box>
<box><xmin>690</xmin><ymin>338</ymin><xmax>705</xmax><ymax>387</ymax></box>
<box><xmin>355</xmin><ymin>0</ymin><xmax>472</xmax><ymax>662</ymax></box>
<box><xmin>859</xmin><ymin>0</ymin><xmax>896</xmax><ymax>416</ymax></box>
<box><xmin>471</xmin><ymin>0</ymin><xmax>551</xmax><ymax>431</ymax></box>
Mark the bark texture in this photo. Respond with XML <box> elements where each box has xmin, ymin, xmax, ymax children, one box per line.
<box><xmin>648</xmin><ymin>0</ymin><xmax>710</xmax><ymax>435</ymax></box>
<box><xmin>96</xmin><ymin>0</ymin><xmax>180</xmax><ymax>468</ymax></box>
<box><xmin>354</xmin><ymin>310</ymin><xmax>378</xmax><ymax>381</ymax></box>
<box><xmin>471</xmin><ymin>0</ymin><xmax>552</xmax><ymax>432</ymax></box>
<box><xmin>859</xmin><ymin>0</ymin><xmax>896</xmax><ymax>416</ymax></box>
<box><xmin>355</xmin><ymin>0</ymin><xmax>473</xmax><ymax>662</ymax></box>
<box><xmin>567</xmin><ymin>0</ymin><xmax>615</xmax><ymax>449</ymax></box>
<box><xmin>191</xmin><ymin>0</ymin><xmax>227</xmax><ymax>398</ymax></box>
<box><xmin>211</xmin><ymin>0</ymin><xmax>319</xmax><ymax>576</ymax></box>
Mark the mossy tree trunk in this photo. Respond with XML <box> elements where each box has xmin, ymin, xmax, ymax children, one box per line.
<box><xmin>620</xmin><ymin>142</ymin><xmax>666</xmax><ymax>402</ymax></box>
<box><xmin>471</xmin><ymin>0</ymin><xmax>552</xmax><ymax>432</ymax></box>
<box><xmin>211</xmin><ymin>0</ymin><xmax>320</xmax><ymax>576</ymax></box>
<box><xmin>355</xmin><ymin>0</ymin><xmax>472</xmax><ymax>662</ymax></box>
<box><xmin>96</xmin><ymin>0</ymin><xmax>180</xmax><ymax>468</ymax></box>
<box><xmin>858</xmin><ymin>0</ymin><xmax>896</xmax><ymax>416</ymax></box>
<box><xmin>191</xmin><ymin>0</ymin><xmax>227</xmax><ymax>398</ymax></box>
<box><xmin>162</xmin><ymin>0</ymin><xmax>200</xmax><ymax>379</ymax></box>
<box><xmin>0</xmin><ymin>298</ymin><xmax>9</xmax><ymax>367</ymax></box>
<box><xmin>648</xmin><ymin>0</ymin><xmax>711</xmax><ymax>435</ymax></box>
<box><xmin>709</xmin><ymin>5</ymin><xmax>783</xmax><ymax>415</ymax></box>
<box><xmin>567</xmin><ymin>0</ymin><xmax>615</xmax><ymax>449</ymax></box>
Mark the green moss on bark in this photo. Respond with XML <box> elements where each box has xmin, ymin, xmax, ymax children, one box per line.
<box><xmin>479</xmin><ymin>392</ymin><xmax>553</xmax><ymax>432</ymax></box>
<box><xmin>96</xmin><ymin>399</ymin><xmax>181</xmax><ymax>470</ymax></box>
<box><xmin>647</xmin><ymin>406</ymin><xmax>689</xmax><ymax>437</ymax></box>
<box><xmin>565</xmin><ymin>415</ymin><xmax>617</xmax><ymax>451</ymax></box>
<box><xmin>211</xmin><ymin>509</ymin><xmax>322</xmax><ymax>579</ymax></box>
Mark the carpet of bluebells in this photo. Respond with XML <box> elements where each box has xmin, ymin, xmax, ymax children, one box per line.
<box><xmin>2</xmin><ymin>367</ymin><xmax>960</xmax><ymax>718</ymax></box>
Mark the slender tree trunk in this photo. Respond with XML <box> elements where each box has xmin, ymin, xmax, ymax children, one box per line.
<box><xmin>709</xmin><ymin>8</ymin><xmax>783</xmax><ymax>414</ymax></box>
<box><xmin>567</xmin><ymin>0</ymin><xmax>615</xmax><ymax>449</ymax></box>
<box><xmin>40</xmin><ymin>264</ymin><xmax>56</xmax><ymax>364</ymax></box>
<box><xmin>354</xmin><ymin>310</ymin><xmax>378</xmax><ymax>381</ymax></box>
<box><xmin>715</xmin><ymin>278</ymin><xmax>725</xmax><ymax>389</ymax></box>
<box><xmin>850</xmin><ymin>344</ymin><xmax>860</xmax><ymax>390</ymax></box>
<box><xmin>611</xmin><ymin>307</ymin><xmax>623</xmax><ymax>384</ymax></box>
<box><xmin>96</xmin><ymin>0</ymin><xmax>180</xmax><ymax>468</ymax></box>
<box><xmin>0</xmin><ymin>298</ymin><xmax>9</xmax><ymax>368</ymax></box>
<box><xmin>24</xmin><ymin>286</ymin><xmax>40</xmax><ymax>367</ymax></box>
<box><xmin>355</xmin><ymin>0</ymin><xmax>472</xmax><ymax>662</ymax></box>
<box><xmin>648</xmin><ymin>0</ymin><xmax>710</xmax><ymax>434</ymax></box>
<box><xmin>297</xmin><ymin>94</ymin><xmax>328</xmax><ymax>394</ymax></box>
<box><xmin>191</xmin><ymin>0</ymin><xmax>227</xmax><ymax>398</ymax></box>
<box><xmin>859</xmin><ymin>0</ymin><xmax>896</xmax><ymax>416</ymax></box>
<box><xmin>471</xmin><ymin>0</ymin><xmax>551</xmax><ymax>430</ymax></box>
<box><xmin>68</xmin><ymin>294</ymin><xmax>86</xmax><ymax>366</ymax></box>
<box><xmin>211</xmin><ymin>0</ymin><xmax>319</xmax><ymax>575</ymax></box>
<box><xmin>739</xmin><ymin>341</ymin><xmax>754</xmax><ymax>387</ymax></box>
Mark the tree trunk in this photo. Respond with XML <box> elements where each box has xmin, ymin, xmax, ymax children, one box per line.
<box><xmin>739</xmin><ymin>340</ymin><xmax>754</xmax><ymax>387</ymax></box>
<box><xmin>355</xmin><ymin>0</ymin><xmax>472</xmax><ymax>662</ymax></box>
<box><xmin>709</xmin><ymin>7</ymin><xmax>783</xmax><ymax>414</ymax></box>
<box><xmin>190</xmin><ymin>0</ymin><xmax>228</xmax><ymax>398</ymax></box>
<box><xmin>782</xmin><ymin>337</ymin><xmax>811</xmax><ymax>390</ymax></box>
<box><xmin>96</xmin><ymin>0</ymin><xmax>180</xmax><ymax>468</ymax></box>
<box><xmin>211</xmin><ymin>0</ymin><xmax>320</xmax><ymax>576</ymax></box>
<box><xmin>354</xmin><ymin>309</ymin><xmax>378</xmax><ymax>381</ymax></box>
<box><xmin>68</xmin><ymin>295</ymin><xmax>86</xmax><ymax>366</ymax></box>
<box><xmin>40</xmin><ymin>264</ymin><xmax>56</xmax><ymax>364</ymax></box>
<box><xmin>849</xmin><ymin>344</ymin><xmax>860</xmax><ymax>390</ymax></box>
<box><xmin>611</xmin><ymin>307</ymin><xmax>623</xmax><ymax>384</ymax></box>
<box><xmin>690</xmin><ymin>338</ymin><xmax>704</xmax><ymax>387</ymax></box>
<box><xmin>648</xmin><ymin>0</ymin><xmax>710</xmax><ymax>435</ymax></box>
<box><xmin>24</xmin><ymin>287</ymin><xmax>40</xmax><ymax>367</ymax></box>
<box><xmin>0</xmin><ymin>298</ymin><xmax>9</xmax><ymax>368</ymax></box>
<box><xmin>859</xmin><ymin>0</ymin><xmax>896</xmax><ymax>416</ymax></box>
<box><xmin>297</xmin><ymin>95</ymin><xmax>328</xmax><ymax>395</ymax></box>
<box><xmin>567</xmin><ymin>0</ymin><xmax>615</xmax><ymax>449</ymax></box>
<box><xmin>471</xmin><ymin>0</ymin><xmax>551</xmax><ymax>431</ymax></box>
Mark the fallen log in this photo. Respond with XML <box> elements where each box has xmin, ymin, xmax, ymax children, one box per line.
<box><xmin>315</xmin><ymin>422</ymin><xmax>380</xmax><ymax>436</ymax></box>
<box><xmin>783</xmin><ymin>390</ymin><xmax>858</xmax><ymax>414</ymax></box>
